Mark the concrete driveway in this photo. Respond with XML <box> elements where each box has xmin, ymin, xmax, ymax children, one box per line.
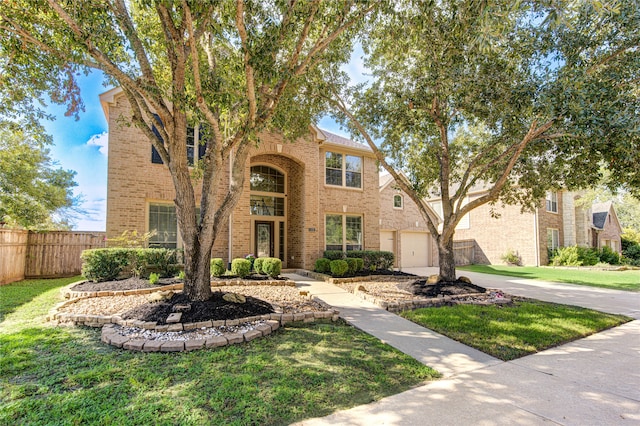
<box><xmin>293</xmin><ymin>268</ymin><xmax>640</xmax><ymax>425</ymax></box>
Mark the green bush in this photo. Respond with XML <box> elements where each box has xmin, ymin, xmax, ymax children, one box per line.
<box><xmin>346</xmin><ymin>250</ymin><xmax>395</xmax><ymax>271</ymax></box>
<box><xmin>261</xmin><ymin>257</ymin><xmax>282</xmax><ymax>277</ymax></box>
<box><xmin>254</xmin><ymin>257</ymin><xmax>265</xmax><ymax>274</ymax></box>
<box><xmin>135</xmin><ymin>248</ymin><xmax>181</xmax><ymax>278</ymax></box>
<box><xmin>501</xmin><ymin>248</ymin><xmax>522</xmax><ymax>266</ymax></box>
<box><xmin>323</xmin><ymin>250</ymin><xmax>345</xmax><ymax>261</ymax></box>
<box><xmin>598</xmin><ymin>246</ymin><xmax>621</xmax><ymax>265</ymax></box>
<box><xmin>81</xmin><ymin>248</ymin><xmax>132</xmax><ymax>282</ymax></box>
<box><xmin>314</xmin><ymin>258</ymin><xmax>331</xmax><ymax>274</ymax></box>
<box><xmin>354</xmin><ymin>257</ymin><xmax>364</xmax><ymax>272</ymax></box>
<box><xmin>550</xmin><ymin>246</ymin><xmax>599</xmax><ymax>266</ymax></box>
<box><xmin>345</xmin><ymin>257</ymin><xmax>358</xmax><ymax>275</ymax></box>
<box><xmin>330</xmin><ymin>259</ymin><xmax>349</xmax><ymax>277</ymax></box>
<box><xmin>210</xmin><ymin>258</ymin><xmax>226</xmax><ymax>277</ymax></box>
<box><xmin>231</xmin><ymin>258</ymin><xmax>251</xmax><ymax>278</ymax></box>
<box><xmin>622</xmin><ymin>242</ymin><xmax>640</xmax><ymax>266</ymax></box>
<box><xmin>149</xmin><ymin>272</ymin><xmax>160</xmax><ymax>284</ymax></box>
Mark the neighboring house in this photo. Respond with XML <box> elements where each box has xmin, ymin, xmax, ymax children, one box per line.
<box><xmin>590</xmin><ymin>201</ymin><xmax>623</xmax><ymax>253</ymax></box>
<box><xmin>101</xmin><ymin>88</ymin><xmax>380</xmax><ymax>270</ymax></box>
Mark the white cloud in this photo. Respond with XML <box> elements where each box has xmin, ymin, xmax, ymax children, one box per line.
<box><xmin>86</xmin><ymin>132</ymin><xmax>109</xmax><ymax>156</ymax></box>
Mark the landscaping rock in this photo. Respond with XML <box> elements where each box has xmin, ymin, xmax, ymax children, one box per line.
<box><xmin>458</xmin><ymin>276</ymin><xmax>472</xmax><ymax>284</ymax></box>
<box><xmin>222</xmin><ymin>292</ymin><xmax>246</xmax><ymax>304</ymax></box>
<box><xmin>427</xmin><ymin>274</ymin><xmax>442</xmax><ymax>284</ymax></box>
<box><xmin>166</xmin><ymin>312</ymin><xmax>182</xmax><ymax>324</ymax></box>
<box><xmin>147</xmin><ymin>290</ymin><xmax>174</xmax><ymax>302</ymax></box>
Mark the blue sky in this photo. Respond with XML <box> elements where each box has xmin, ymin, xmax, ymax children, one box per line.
<box><xmin>44</xmin><ymin>48</ymin><xmax>368</xmax><ymax>231</ymax></box>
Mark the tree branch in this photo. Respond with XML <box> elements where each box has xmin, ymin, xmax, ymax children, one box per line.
<box><xmin>235</xmin><ymin>0</ymin><xmax>257</xmax><ymax>125</ymax></box>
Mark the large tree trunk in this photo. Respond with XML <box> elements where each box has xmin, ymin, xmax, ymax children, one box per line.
<box><xmin>438</xmin><ymin>236</ymin><xmax>457</xmax><ymax>282</ymax></box>
<box><xmin>182</xmin><ymin>236</ymin><xmax>213</xmax><ymax>301</ymax></box>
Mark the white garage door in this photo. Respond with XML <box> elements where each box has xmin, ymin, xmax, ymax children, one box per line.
<box><xmin>400</xmin><ymin>232</ymin><xmax>430</xmax><ymax>267</ymax></box>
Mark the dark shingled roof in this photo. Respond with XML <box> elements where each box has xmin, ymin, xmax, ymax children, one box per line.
<box><xmin>591</xmin><ymin>201</ymin><xmax>612</xmax><ymax>230</ymax></box>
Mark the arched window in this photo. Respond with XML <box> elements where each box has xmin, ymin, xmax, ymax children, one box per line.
<box><xmin>393</xmin><ymin>194</ymin><xmax>403</xmax><ymax>209</ymax></box>
<box><xmin>250</xmin><ymin>165</ymin><xmax>285</xmax><ymax>216</ymax></box>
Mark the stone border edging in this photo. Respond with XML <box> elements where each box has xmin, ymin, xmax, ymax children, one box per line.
<box><xmin>293</xmin><ymin>269</ymin><xmax>418</xmax><ymax>285</ymax></box>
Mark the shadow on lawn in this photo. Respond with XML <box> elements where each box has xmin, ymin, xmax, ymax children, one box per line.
<box><xmin>0</xmin><ymin>276</ymin><xmax>81</xmax><ymax>322</ymax></box>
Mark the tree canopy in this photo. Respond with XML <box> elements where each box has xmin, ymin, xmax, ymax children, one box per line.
<box><xmin>0</xmin><ymin>0</ymin><xmax>376</xmax><ymax>300</ymax></box>
<box><xmin>0</xmin><ymin>120</ymin><xmax>77</xmax><ymax>229</ymax></box>
<box><xmin>330</xmin><ymin>0</ymin><xmax>639</xmax><ymax>279</ymax></box>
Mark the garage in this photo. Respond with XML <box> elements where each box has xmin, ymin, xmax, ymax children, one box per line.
<box><xmin>400</xmin><ymin>232</ymin><xmax>431</xmax><ymax>267</ymax></box>
<box><xmin>380</xmin><ymin>230</ymin><xmax>397</xmax><ymax>267</ymax></box>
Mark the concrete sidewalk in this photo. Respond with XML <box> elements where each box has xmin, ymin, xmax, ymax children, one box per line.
<box><xmin>287</xmin><ymin>271</ymin><xmax>640</xmax><ymax>425</ymax></box>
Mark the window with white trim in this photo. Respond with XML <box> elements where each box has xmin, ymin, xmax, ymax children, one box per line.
<box><xmin>149</xmin><ymin>204</ymin><xmax>178</xmax><ymax>248</ymax></box>
<box><xmin>325</xmin><ymin>214</ymin><xmax>362</xmax><ymax>251</ymax></box>
<box><xmin>547</xmin><ymin>228</ymin><xmax>560</xmax><ymax>250</ymax></box>
<box><xmin>393</xmin><ymin>194</ymin><xmax>403</xmax><ymax>209</ymax></box>
<box><xmin>325</xmin><ymin>151</ymin><xmax>362</xmax><ymax>189</ymax></box>
<box><xmin>151</xmin><ymin>116</ymin><xmax>207</xmax><ymax>166</ymax></box>
<box><xmin>545</xmin><ymin>191</ymin><xmax>558</xmax><ymax>213</ymax></box>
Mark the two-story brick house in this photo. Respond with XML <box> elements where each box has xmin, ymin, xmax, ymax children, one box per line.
<box><xmin>101</xmin><ymin>88</ymin><xmax>380</xmax><ymax>270</ymax></box>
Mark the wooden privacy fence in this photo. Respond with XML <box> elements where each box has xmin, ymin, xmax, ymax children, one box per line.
<box><xmin>0</xmin><ymin>229</ymin><xmax>106</xmax><ymax>284</ymax></box>
<box><xmin>454</xmin><ymin>239</ymin><xmax>476</xmax><ymax>266</ymax></box>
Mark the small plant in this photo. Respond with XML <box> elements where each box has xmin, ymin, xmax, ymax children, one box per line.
<box><xmin>262</xmin><ymin>257</ymin><xmax>282</xmax><ymax>277</ymax></box>
<box><xmin>501</xmin><ymin>248</ymin><xmax>522</xmax><ymax>266</ymax></box>
<box><xmin>149</xmin><ymin>272</ymin><xmax>160</xmax><ymax>285</ymax></box>
<box><xmin>330</xmin><ymin>259</ymin><xmax>349</xmax><ymax>277</ymax></box>
<box><xmin>106</xmin><ymin>229</ymin><xmax>157</xmax><ymax>248</ymax></box>
<box><xmin>254</xmin><ymin>257</ymin><xmax>265</xmax><ymax>274</ymax></box>
<box><xmin>231</xmin><ymin>258</ymin><xmax>251</xmax><ymax>278</ymax></box>
<box><xmin>245</xmin><ymin>254</ymin><xmax>256</xmax><ymax>271</ymax></box>
<box><xmin>314</xmin><ymin>258</ymin><xmax>331</xmax><ymax>274</ymax></box>
<box><xmin>210</xmin><ymin>258</ymin><xmax>226</xmax><ymax>277</ymax></box>
<box><xmin>177</xmin><ymin>270</ymin><xmax>185</xmax><ymax>280</ymax></box>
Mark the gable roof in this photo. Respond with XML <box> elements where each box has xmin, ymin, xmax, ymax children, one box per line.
<box><xmin>316</xmin><ymin>128</ymin><xmax>373</xmax><ymax>152</ymax></box>
<box><xmin>379</xmin><ymin>173</ymin><xmax>394</xmax><ymax>190</ymax></box>
<box><xmin>592</xmin><ymin>201</ymin><xmax>613</xmax><ymax>230</ymax></box>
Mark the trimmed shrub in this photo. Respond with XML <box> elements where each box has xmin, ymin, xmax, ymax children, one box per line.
<box><xmin>346</xmin><ymin>250</ymin><xmax>395</xmax><ymax>271</ymax></box>
<box><xmin>262</xmin><ymin>257</ymin><xmax>282</xmax><ymax>277</ymax></box>
<box><xmin>323</xmin><ymin>250</ymin><xmax>345</xmax><ymax>261</ymax></box>
<box><xmin>231</xmin><ymin>258</ymin><xmax>251</xmax><ymax>278</ymax></box>
<box><xmin>550</xmin><ymin>246</ymin><xmax>599</xmax><ymax>266</ymax></box>
<box><xmin>210</xmin><ymin>258</ymin><xmax>226</xmax><ymax>277</ymax></box>
<box><xmin>81</xmin><ymin>248</ymin><xmax>132</xmax><ymax>282</ymax></box>
<box><xmin>599</xmin><ymin>246</ymin><xmax>621</xmax><ymax>265</ymax></box>
<box><xmin>354</xmin><ymin>257</ymin><xmax>364</xmax><ymax>272</ymax></box>
<box><xmin>254</xmin><ymin>257</ymin><xmax>265</xmax><ymax>274</ymax></box>
<box><xmin>345</xmin><ymin>257</ymin><xmax>358</xmax><ymax>275</ymax></box>
<box><xmin>330</xmin><ymin>259</ymin><xmax>349</xmax><ymax>277</ymax></box>
<box><xmin>314</xmin><ymin>258</ymin><xmax>331</xmax><ymax>274</ymax></box>
<box><xmin>135</xmin><ymin>248</ymin><xmax>181</xmax><ymax>278</ymax></box>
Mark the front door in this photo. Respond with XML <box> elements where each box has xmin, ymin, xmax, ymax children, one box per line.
<box><xmin>255</xmin><ymin>221</ymin><xmax>274</xmax><ymax>258</ymax></box>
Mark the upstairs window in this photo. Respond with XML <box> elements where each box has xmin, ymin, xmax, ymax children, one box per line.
<box><xmin>325</xmin><ymin>151</ymin><xmax>362</xmax><ymax>189</ymax></box>
<box><xmin>250</xmin><ymin>165</ymin><xmax>285</xmax><ymax>217</ymax></box>
<box><xmin>545</xmin><ymin>191</ymin><xmax>558</xmax><ymax>213</ymax></box>
<box><xmin>151</xmin><ymin>115</ymin><xmax>207</xmax><ymax>166</ymax></box>
<box><xmin>393</xmin><ymin>194</ymin><xmax>403</xmax><ymax>209</ymax></box>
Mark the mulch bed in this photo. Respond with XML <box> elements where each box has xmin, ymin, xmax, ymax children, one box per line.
<box><xmin>121</xmin><ymin>292</ymin><xmax>275</xmax><ymax>324</ymax></box>
<box><xmin>398</xmin><ymin>279</ymin><xmax>487</xmax><ymax>297</ymax></box>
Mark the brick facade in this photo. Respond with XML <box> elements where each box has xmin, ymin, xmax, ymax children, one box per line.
<box><xmin>103</xmin><ymin>90</ymin><xmax>379</xmax><ymax>270</ymax></box>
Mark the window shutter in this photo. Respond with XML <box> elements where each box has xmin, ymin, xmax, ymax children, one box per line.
<box><xmin>151</xmin><ymin>113</ymin><xmax>164</xmax><ymax>164</ymax></box>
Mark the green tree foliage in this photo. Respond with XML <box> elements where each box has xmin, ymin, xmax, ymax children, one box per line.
<box><xmin>330</xmin><ymin>0</ymin><xmax>639</xmax><ymax>280</ymax></box>
<box><xmin>0</xmin><ymin>1</ymin><xmax>376</xmax><ymax>300</ymax></box>
<box><xmin>0</xmin><ymin>120</ymin><xmax>77</xmax><ymax>229</ymax></box>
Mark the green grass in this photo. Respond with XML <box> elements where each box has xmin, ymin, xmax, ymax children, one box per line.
<box><xmin>401</xmin><ymin>300</ymin><xmax>631</xmax><ymax>361</ymax></box>
<box><xmin>0</xmin><ymin>277</ymin><xmax>438</xmax><ymax>425</ymax></box>
<box><xmin>459</xmin><ymin>265</ymin><xmax>640</xmax><ymax>291</ymax></box>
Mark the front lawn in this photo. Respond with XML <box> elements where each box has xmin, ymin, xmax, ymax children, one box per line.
<box><xmin>459</xmin><ymin>265</ymin><xmax>640</xmax><ymax>292</ymax></box>
<box><xmin>0</xmin><ymin>277</ymin><xmax>438</xmax><ymax>426</ymax></box>
<box><xmin>401</xmin><ymin>300</ymin><xmax>631</xmax><ymax>361</ymax></box>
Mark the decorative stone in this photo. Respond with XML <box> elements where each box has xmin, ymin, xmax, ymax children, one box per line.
<box><xmin>223</xmin><ymin>292</ymin><xmax>246</xmax><ymax>304</ymax></box>
<box><xmin>427</xmin><ymin>274</ymin><xmax>442</xmax><ymax>284</ymax></box>
<box><xmin>293</xmin><ymin>313</ymin><xmax>305</xmax><ymax>322</ymax></box>
<box><xmin>143</xmin><ymin>340</ymin><xmax>163</xmax><ymax>352</ymax></box>
<box><xmin>147</xmin><ymin>290</ymin><xmax>174</xmax><ymax>302</ymax></box>
<box><xmin>225</xmin><ymin>319</ymin><xmax>239</xmax><ymax>327</ymax></box>
<box><xmin>255</xmin><ymin>324</ymin><xmax>272</xmax><ymax>336</ymax></box>
<box><xmin>266</xmin><ymin>320</ymin><xmax>280</xmax><ymax>331</ymax></box>
<box><xmin>299</xmin><ymin>290</ymin><xmax>309</xmax><ymax>296</ymax></box>
<box><xmin>173</xmin><ymin>304</ymin><xmax>191</xmax><ymax>312</ymax></box>
<box><xmin>160</xmin><ymin>341</ymin><xmax>185</xmax><ymax>352</ymax></box>
<box><xmin>226</xmin><ymin>333</ymin><xmax>244</xmax><ymax>344</ymax></box>
<box><xmin>212</xmin><ymin>320</ymin><xmax>225</xmax><ymax>327</ymax></box>
<box><xmin>185</xmin><ymin>339</ymin><xmax>206</xmax><ymax>351</ymax></box>
<box><xmin>167</xmin><ymin>323</ymin><xmax>183</xmax><ymax>332</ymax></box>
<box><xmin>183</xmin><ymin>323</ymin><xmax>198</xmax><ymax>331</ymax></box>
<box><xmin>243</xmin><ymin>329</ymin><xmax>262</xmax><ymax>342</ymax></box>
<box><xmin>166</xmin><ymin>313</ymin><xmax>182</xmax><ymax>324</ymax></box>
<box><xmin>195</xmin><ymin>320</ymin><xmax>213</xmax><ymax>328</ymax></box>
<box><xmin>109</xmin><ymin>335</ymin><xmax>130</xmax><ymax>348</ymax></box>
<box><xmin>205</xmin><ymin>336</ymin><xmax>228</xmax><ymax>348</ymax></box>
<box><xmin>458</xmin><ymin>276</ymin><xmax>472</xmax><ymax>284</ymax></box>
<box><xmin>123</xmin><ymin>339</ymin><xmax>146</xmax><ymax>351</ymax></box>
